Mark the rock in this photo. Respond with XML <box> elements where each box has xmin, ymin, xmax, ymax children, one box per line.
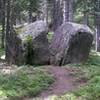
<box><xmin>50</xmin><ymin>22</ymin><xmax>93</xmax><ymax>66</ymax></box>
<box><xmin>7</xmin><ymin>20</ymin><xmax>50</xmax><ymax>65</ymax></box>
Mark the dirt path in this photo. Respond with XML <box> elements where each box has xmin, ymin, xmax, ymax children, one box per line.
<box><xmin>0</xmin><ymin>63</ymin><xmax>84</xmax><ymax>100</ymax></box>
<box><xmin>38</xmin><ymin>66</ymin><xmax>81</xmax><ymax>98</ymax></box>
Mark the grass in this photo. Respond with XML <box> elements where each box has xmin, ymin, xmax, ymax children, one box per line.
<box><xmin>0</xmin><ymin>46</ymin><xmax>100</xmax><ymax>100</ymax></box>
<box><xmin>43</xmin><ymin>94</ymin><xmax>77</xmax><ymax>100</ymax></box>
<box><xmin>48</xmin><ymin>51</ymin><xmax>100</xmax><ymax>100</ymax></box>
<box><xmin>61</xmin><ymin>51</ymin><xmax>100</xmax><ymax>100</ymax></box>
<box><xmin>0</xmin><ymin>66</ymin><xmax>54</xmax><ymax>99</ymax></box>
<box><xmin>73</xmin><ymin>51</ymin><xmax>100</xmax><ymax>100</ymax></box>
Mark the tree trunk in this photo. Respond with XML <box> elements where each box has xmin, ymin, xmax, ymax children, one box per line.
<box><xmin>1</xmin><ymin>0</ymin><xmax>6</xmax><ymax>48</ymax></box>
<box><xmin>52</xmin><ymin>0</ymin><xmax>63</xmax><ymax>31</ymax></box>
<box><xmin>95</xmin><ymin>0</ymin><xmax>100</xmax><ymax>52</ymax></box>
<box><xmin>43</xmin><ymin>0</ymin><xmax>48</xmax><ymax>24</ymax></box>
<box><xmin>83</xmin><ymin>11</ymin><xmax>89</xmax><ymax>25</ymax></box>
<box><xmin>6</xmin><ymin>0</ymin><xmax>11</xmax><ymax>61</ymax></box>
<box><xmin>6</xmin><ymin>0</ymin><xmax>15</xmax><ymax>63</ymax></box>
<box><xmin>69</xmin><ymin>0</ymin><xmax>74</xmax><ymax>21</ymax></box>
<box><xmin>63</xmin><ymin>0</ymin><xmax>73</xmax><ymax>22</ymax></box>
<box><xmin>82</xmin><ymin>0</ymin><xmax>89</xmax><ymax>25</ymax></box>
<box><xmin>95</xmin><ymin>15</ymin><xmax>100</xmax><ymax>51</ymax></box>
<box><xmin>28</xmin><ymin>0</ymin><xmax>33</xmax><ymax>23</ymax></box>
<box><xmin>39</xmin><ymin>0</ymin><xmax>48</xmax><ymax>24</ymax></box>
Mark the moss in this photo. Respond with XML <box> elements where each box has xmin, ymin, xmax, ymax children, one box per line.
<box><xmin>47</xmin><ymin>32</ymin><xmax>53</xmax><ymax>42</ymax></box>
<box><xmin>65</xmin><ymin>51</ymin><xmax>100</xmax><ymax>100</ymax></box>
<box><xmin>15</xmin><ymin>27</ymin><xmax>23</xmax><ymax>35</ymax></box>
<box><xmin>24</xmin><ymin>35</ymin><xmax>34</xmax><ymax>65</ymax></box>
<box><xmin>25</xmin><ymin>35</ymin><xmax>33</xmax><ymax>42</ymax></box>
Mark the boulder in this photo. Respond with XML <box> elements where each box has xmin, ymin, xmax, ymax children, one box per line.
<box><xmin>50</xmin><ymin>22</ymin><xmax>93</xmax><ymax>66</ymax></box>
<box><xmin>7</xmin><ymin>20</ymin><xmax>50</xmax><ymax>65</ymax></box>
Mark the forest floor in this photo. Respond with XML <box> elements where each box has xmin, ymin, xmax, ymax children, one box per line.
<box><xmin>38</xmin><ymin>66</ymin><xmax>85</xmax><ymax>98</ymax></box>
<box><xmin>20</xmin><ymin>51</ymin><xmax>100</xmax><ymax>100</ymax></box>
<box><xmin>0</xmin><ymin>63</ymin><xmax>86</xmax><ymax>100</ymax></box>
<box><xmin>0</xmin><ymin>50</ymin><xmax>100</xmax><ymax>100</ymax></box>
<box><xmin>24</xmin><ymin>66</ymin><xmax>86</xmax><ymax>100</ymax></box>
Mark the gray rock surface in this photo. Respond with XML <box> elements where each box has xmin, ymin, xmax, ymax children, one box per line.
<box><xmin>50</xmin><ymin>22</ymin><xmax>93</xmax><ymax>65</ymax></box>
<box><xmin>7</xmin><ymin>20</ymin><xmax>50</xmax><ymax>65</ymax></box>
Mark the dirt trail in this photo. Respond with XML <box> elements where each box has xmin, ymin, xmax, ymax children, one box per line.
<box><xmin>0</xmin><ymin>63</ymin><xmax>84</xmax><ymax>100</ymax></box>
<box><xmin>39</xmin><ymin>66</ymin><xmax>80</xmax><ymax>98</ymax></box>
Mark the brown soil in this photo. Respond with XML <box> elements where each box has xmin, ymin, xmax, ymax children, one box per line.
<box><xmin>0</xmin><ymin>63</ymin><xmax>86</xmax><ymax>100</ymax></box>
<box><xmin>38</xmin><ymin>66</ymin><xmax>85</xmax><ymax>98</ymax></box>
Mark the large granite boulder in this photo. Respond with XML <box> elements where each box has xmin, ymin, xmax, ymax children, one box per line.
<box><xmin>7</xmin><ymin>20</ymin><xmax>50</xmax><ymax>65</ymax></box>
<box><xmin>50</xmin><ymin>22</ymin><xmax>93</xmax><ymax>66</ymax></box>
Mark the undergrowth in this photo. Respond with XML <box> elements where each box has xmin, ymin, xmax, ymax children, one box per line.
<box><xmin>0</xmin><ymin>66</ymin><xmax>54</xmax><ymax>99</ymax></box>
<box><xmin>64</xmin><ymin>51</ymin><xmax>100</xmax><ymax>100</ymax></box>
<box><xmin>0</xmin><ymin>48</ymin><xmax>100</xmax><ymax>100</ymax></box>
<box><xmin>34</xmin><ymin>51</ymin><xmax>100</xmax><ymax>100</ymax></box>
